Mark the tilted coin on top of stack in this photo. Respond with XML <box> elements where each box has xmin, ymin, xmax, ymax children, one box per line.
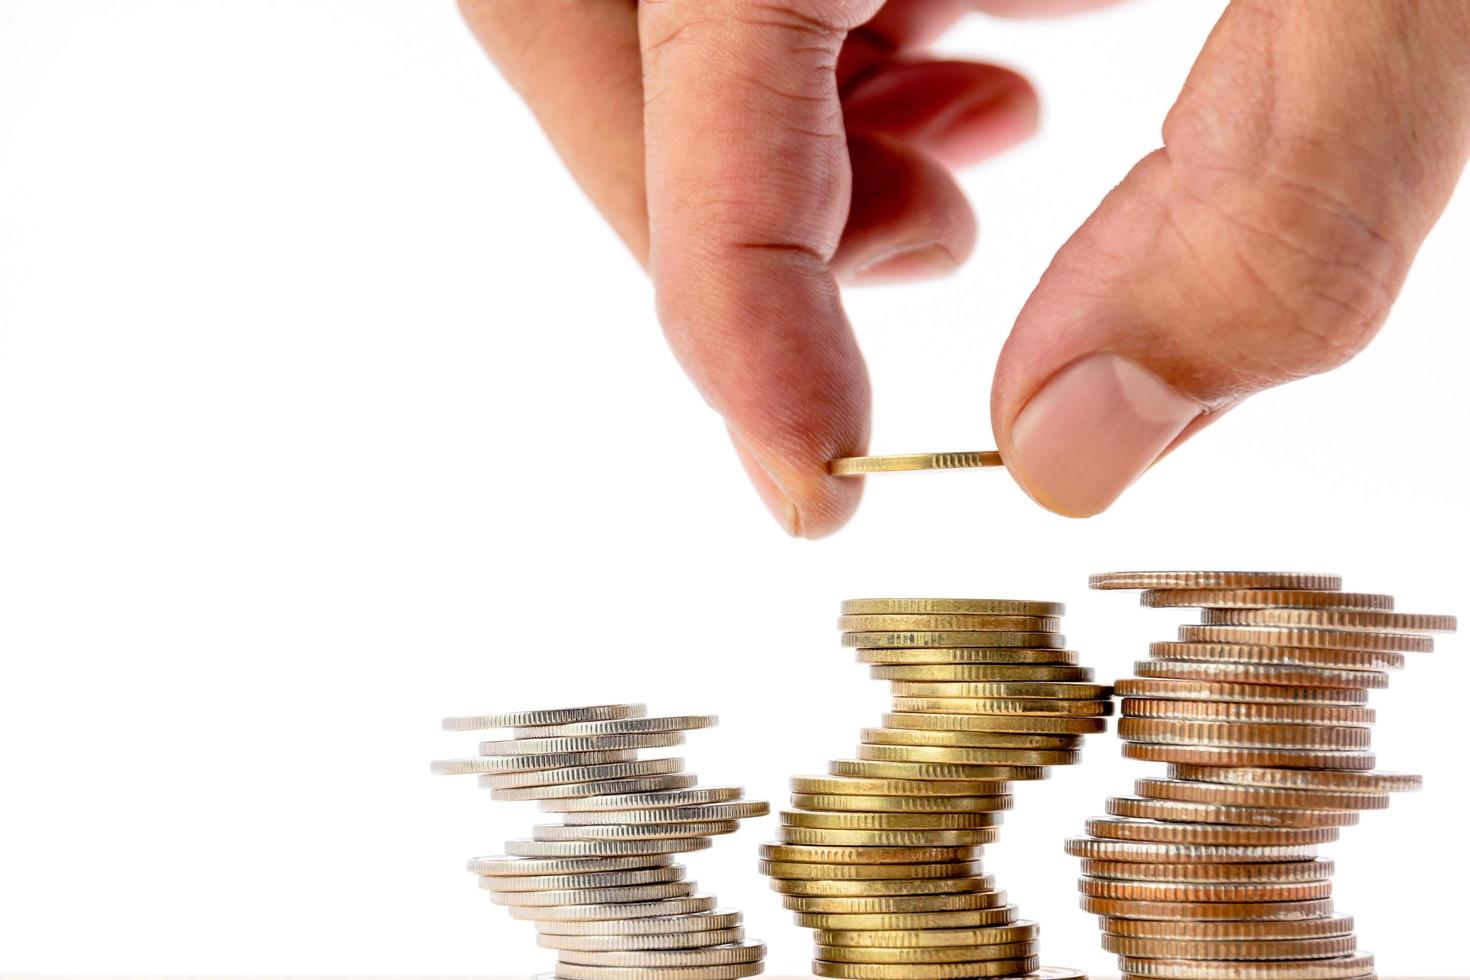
<box><xmin>759</xmin><ymin>598</ymin><xmax>1112</xmax><ymax>980</ymax></box>
<box><xmin>432</xmin><ymin>703</ymin><xmax>771</xmax><ymax>980</ymax></box>
<box><xmin>1068</xmin><ymin>571</ymin><xmax>1457</xmax><ymax>980</ymax></box>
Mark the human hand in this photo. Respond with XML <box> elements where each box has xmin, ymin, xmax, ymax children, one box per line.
<box><xmin>459</xmin><ymin>0</ymin><xmax>1470</xmax><ymax>536</ymax></box>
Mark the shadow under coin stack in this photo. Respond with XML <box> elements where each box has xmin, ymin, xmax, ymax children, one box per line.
<box><xmin>431</xmin><ymin>703</ymin><xmax>770</xmax><ymax>980</ymax></box>
<box><xmin>760</xmin><ymin>598</ymin><xmax>1113</xmax><ymax>980</ymax></box>
<box><xmin>1068</xmin><ymin>570</ymin><xmax>1458</xmax><ymax>980</ymax></box>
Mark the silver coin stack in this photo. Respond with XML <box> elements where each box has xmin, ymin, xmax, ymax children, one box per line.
<box><xmin>432</xmin><ymin>703</ymin><xmax>770</xmax><ymax>980</ymax></box>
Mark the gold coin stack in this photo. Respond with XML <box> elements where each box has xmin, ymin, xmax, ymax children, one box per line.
<box><xmin>759</xmin><ymin>598</ymin><xmax>1113</xmax><ymax>980</ymax></box>
<box><xmin>431</xmin><ymin>703</ymin><xmax>771</xmax><ymax>980</ymax></box>
<box><xmin>1068</xmin><ymin>571</ymin><xmax>1458</xmax><ymax>980</ymax></box>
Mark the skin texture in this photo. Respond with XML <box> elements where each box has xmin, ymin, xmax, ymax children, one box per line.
<box><xmin>460</xmin><ymin>0</ymin><xmax>1470</xmax><ymax>536</ymax></box>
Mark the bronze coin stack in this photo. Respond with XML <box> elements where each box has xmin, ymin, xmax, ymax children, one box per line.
<box><xmin>431</xmin><ymin>703</ymin><xmax>770</xmax><ymax>980</ymax></box>
<box><xmin>759</xmin><ymin>598</ymin><xmax>1112</xmax><ymax>980</ymax></box>
<box><xmin>1067</xmin><ymin>571</ymin><xmax>1457</xmax><ymax>980</ymax></box>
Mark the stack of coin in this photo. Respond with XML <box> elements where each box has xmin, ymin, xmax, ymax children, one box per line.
<box><xmin>759</xmin><ymin>598</ymin><xmax>1112</xmax><ymax>980</ymax></box>
<box><xmin>432</xmin><ymin>703</ymin><xmax>771</xmax><ymax>980</ymax></box>
<box><xmin>1068</xmin><ymin>571</ymin><xmax>1457</xmax><ymax>980</ymax></box>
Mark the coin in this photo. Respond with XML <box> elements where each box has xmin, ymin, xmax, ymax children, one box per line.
<box><xmin>491</xmin><ymin>881</ymin><xmax>697</xmax><ymax>907</ymax></box>
<box><xmin>539</xmin><ymin>928</ymin><xmax>745</xmax><ymax>952</ymax></box>
<box><xmin>1121</xmin><ymin>743</ymin><xmax>1376</xmax><ymax>770</ymax></box>
<box><xmin>861</xmin><ymin>727</ymin><xmax>1083</xmax><ymax>750</ymax></box>
<box><xmin>1200</xmin><ymin>607</ymin><xmax>1456</xmax><ymax>633</ymax></box>
<box><xmin>513</xmin><ymin>715</ymin><xmax>719</xmax><ymax>738</ymax></box>
<box><xmin>556</xmin><ymin>939</ymin><xmax>766</xmax><ymax>967</ymax></box>
<box><xmin>759</xmin><ymin>859</ymin><xmax>986</xmax><ymax>880</ymax></box>
<box><xmin>781</xmin><ymin>809</ymin><xmax>1003</xmax><ymax>830</ymax></box>
<box><xmin>1117</xmin><ymin>953</ymin><xmax>1373</xmax><ymax>979</ymax></box>
<box><xmin>1134</xmin><ymin>778</ymin><xmax>1390</xmax><ymax>811</ymax></box>
<box><xmin>813</xmin><ymin>940</ymin><xmax>1038</xmax><ymax>964</ymax></box>
<box><xmin>479</xmin><ymin>758</ymin><xmax>687</xmax><ymax>790</ymax></box>
<box><xmin>508</xmin><ymin>894</ymin><xmax>719</xmax><ymax>922</ymax></box>
<box><xmin>792</xmin><ymin>793</ymin><xmax>1014</xmax><ymax>813</ymax></box>
<box><xmin>1179</xmin><ymin>624</ymin><xmax>1433</xmax><ymax>653</ymax></box>
<box><xmin>828</xmin><ymin>451</ymin><xmax>1004</xmax><ymax>475</ymax></box>
<box><xmin>840</xmin><ymin>615</ymin><xmax>1064</xmax><ymax>632</ymax></box>
<box><xmin>1079</xmin><ymin>896</ymin><xmax>1334</xmax><ymax>920</ymax></box>
<box><xmin>760</xmin><ymin>842</ymin><xmax>979</xmax><ymax>864</ymax></box>
<box><xmin>540</xmin><ymin>787</ymin><xmax>747</xmax><ymax>813</ymax></box>
<box><xmin>1078</xmin><ymin>876</ymin><xmax>1332</xmax><ymax>902</ymax></box>
<box><xmin>1080</xmin><ymin>859</ymin><xmax>1334</xmax><ymax>882</ymax></box>
<box><xmin>1147</xmin><ymin>641</ymin><xmax>1405</xmax><ymax>672</ymax></box>
<box><xmin>1102</xmin><ymin>933</ymin><xmax>1357</xmax><ymax>959</ymax></box>
<box><xmin>492</xmin><ymin>774</ymin><xmax>700</xmax><ymax>802</ymax></box>
<box><xmin>479</xmin><ymin>866</ymin><xmax>688</xmax><ymax>891</ymax></box>
<box><xmin>1139</xmin><ymin>589</ymin><xmax>1394</xmax><ymax>611</ymax></box>
<box><xmin>793</xmin><ymin>775</ymin><xmax>1017</xmax><ymax>796</ymax></box>
<box><xmin>1088</xmin><ymin>572</ymin><xmax>1342</xmax><ymax>591</ymax></box>
<box><xmin>1119</xmin><ymin>697</ymin><xmax>1374</xmax><ymax>727</ymax></box>
<box><xmin>859</xmin><ymin>648</ymin><xmax>1081</xmax><ymax>665</ymax></box>
<box><xmin>560</xmin><ymin>803</ymin><xmax>768</xmax><ymax>825</ymax></box>
<box><xmin>843</xmin><ymin>599</ymin><xmax>1065</xmax><ymax>617</ymax></box>
<box><xmin>1084</xmin><ymin>816</ymin><xmax>1337</xmax><ymax>846</ymax></box>
<box><xmin>1064</xmin><ymin>838</ymin><xmax>1320</xmax><ymax>863</ymax></box>
<box><xmin>468</xmin><ymin>854</ymin><xmax>675</xmax><ymax>876</ymax></box>
<box><xmin>1101</xmin><ymin>915</ymin><xmax>1354</xmax><ymax>940</ymax></box>
<box><xmin>793</xmin><ymin>906</ymin><xmax>1019</xmax><ymax>931</ymax></box>
<box><xmin>811</xmin><ymin>956</ymin><xmax>1040</xmax><ymax>978</ymax></box>
<box><xmin>1113</xmin><ymin>678</ymin><xmax>1368</xmax><ymax>705</ymax></box>
<box><xmin>892</xmin><ymin>696</ymin><xmax>1114</xmax><ymax>716</ymax></box>
<box><xmin>506</xmin><ymin>837</ymin><xmax>714</xmax><ymax>857</ymax></box>
<box><xmin>814</xmin><ymin>921</ymin><xmax>1038</xmax><ymax>947</ymax></box>
<box><xmin>883</xmin><ymin>711</ymin><xmax>1106</xmax><ymax>734</ymax></box>
<box><xmin>478</xmin><ymin>732</ymin><xmax>686</xmax><ymax>756</ymax></box>
<box><xmin>776</xmin><ymin>825</ymin><xmax>996</xmax><ymax>852</ymax></box>
<box><xmin>1116</xmin><ymin>717</ymin><xmax>1372</xmax><ymax>750</ymax></box>
<box><xmin>857</xmin><ymin>743</ymin><xmax>1081</xmax><ymax>766</ymax></box>
<box><xmin>550</xmin><ymin>965</ymin><xmax>762</xmax><ymax>980</ymax></box>
<box><xmin>889</xmin><ymin>681</ymin><xmax>1113</xmax><ymax>700</ymax></box>
<box><xmin>532</xmin><ymin>820</ymin><xmax>739</xmax><ymax>841</ymax></box>
<box><xmin>1106</xmin><ymin>795</ymin><xmax>1359</xmax><ymax>828</ymax></box>
<box><xmin>1132</xmin><ymin>659</ymin><xmax>1388</xmax><ymax>690</ymax></box>
<box><xmin>442</xmin><ymin>704</ymin><xmax>646</xmax><ymax>731</ymax></box>
<box><xmin>1166</xmin><ymin>765</ymin><xmax>1420</xmax><ymax>793</ymax></box>
<box><xmin>773</xmin><ymin>877</ymin><xmax>1003</xmax><ymax>898</ymax></box>
<box><xmin>783</xmin><ymin>891</ymin><xmax>1003</xmax><ymax>914</ymax></box>
<box><xmin>844</xmin><ymin>631</ymin><xmax>1066</xmax><ymax>649</ymax></box>
<box><xmin>536</xmin><ymin>910</ymin><xmax>744</xmax><ymax>936</ymax></box>
<box><xmin>869</xmin><ymin>664</ymin><xmax>1093</xmax><ymax>682</ymax></box>
<box><xmin>829</xmin><ymin>759</ymin><xmax>1037</xmax><ymax>782</ymax></box>
<box><xmin>432</xmin><ymin>750</ymin><xmax>640</xmax><ymax>774</ymax></box>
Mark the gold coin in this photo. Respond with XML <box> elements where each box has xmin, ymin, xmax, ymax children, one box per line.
<box><xmin>828</xmin><ymin>451</ymin><xmax>1004</xmax><ymax>475</ymax></box>
<box><xmin>814</xmin><ymin>941</ymin><xmax>1038</xmax><ymax>964</ymax></box>
<box><xmin>1119</xmin><ymin>697</ymin><xmax>1373</xmax><ymax>727</ymax></box>
<box><xmin>506</xmin><ymin>838</ymin><xmax>713</xmax><ymax>858</ymax></box>
<box><xmin>857</xmin><ymin>743</ymin><xmax>1081</xmax><ymax>767</ymax></box>
<box><xmin>1180</xmin><ymin>624</ymin><xmax>1433</xmax><ymax>653</ymax></box>
<box><xmin>780</xmin><ymin>825</ymin><xmax>1000</xmax><ymax>847</ymax></box>
<box><xmin>773</xmin><ymin>877</ymin><xmax>1001</xmax><ymax>898</ymax></box>
<box><xmin>512</xmin><ymin>715</ymin><xmax>719</xmax><ymax>738</ymax></box>
<box><xmin>793</xmin><ymin>775</ymin><xmax>1016</xmax><ymax>796</ymax></box>
<box><xmin>431</xmin><ymin>750</ymin><xmax>639</xmax><ymax>775</ymax></box>
<box><xmin>1167</xmin><ymin>765</ymin><xmax>1420</xmax><ymax>793</ymax></box>
<box><xmin>1080</xmin><ymin>896</ymin><xmax>1334</xmax><ymax>920</ymax></box>
<box><xmin>508</xmin><ymin>893</ymin><xmax>717</xmax><ymax>922</ymax></box>
<box><xmin>492</xmin><ymin>881</ymin><xmax>696</xmax><ymax>907</ymax></box>
<box><xmin>491</xmin><ymin>774</ymin><xmax>698</xmax><ymax>802</ymax></box>
<box><xmin>1124</xmin><ymin>743</ymin><xmax>1374</xmax><ymax>770</ymax></box>
<box><xmin>480</xmin><ymin>865</ymin><xmax>688</xmax><ymax>891</ymax></box>
<box><xmin>861</xmin><ymin>727</ymin><xmax>1082</xmax><ymax>750</ymax></box>
<box><xmin>1136</xmin><ymin>777</ymin><xmax>1389</xmax><ymax>811</ymax></box>
<box><xmin>1118</xmin><ymin>953</ymin><xmax>1373</xmax><ymax>979</ymax></box>
<box><xmin>533</xmin><ymin>821</ymin><xmax>738</xmax><ymax>841</ymax></box>
<box><xmin>480</xmin><ymin>758</ymin><xmax>687</xmax><ymax>790</ymax></box>
<box><xmin>1117</xmin><ymin>717</ymin><xmax>1371</xmax><ymax>750</ymax></box>
<box><xmin>1101</xmin><ymin>915</ymin><xmax>1354</xmax><ymax>940</ymax></box>
<box><xmin>889</xmin><ymin>681</ymin><xmax>1113</xmax><ymax>700</ymax></box>
<box><xmin>782</xmin><ymin>810</ymin><xmax>1002</xmax><ymax>830</ymax></box>
<box><xmin>760</xmin><ymin>842</ymin><xmax>979</xmax><ymax>864</ymax></box>
<box><xmin>557</xmin><ymin>940</ymin><xmax>766</xmax><ymax>967</ymax></box>
<box><xmin>535</xmin><ymin>909</ymin><xmax>743</xmax><ymax>936</ymax></box>
<box><xmin>550</xmin><ymin>965</ymin><xmax>762</xmax><ymax>980</ymax></box>
<box><xmin>784</xmin><ymin>892</ymin><xmax>1003</xmax><ymax>914</ymax></box>
<box><xmin>1114</xmin><ymin>677</ymin><xmax>1367</xmax><ymax>705</ymax></box>
<box><xmin>843</xmin><ymin>599</ymin><xmax>1064</xmax><ymax>617</ymax></box>
<box><xmin>829</xmin><ymin>759</ymin><xmax>1037</xmax><ymax>782</ymax></box>
<box><xmin>442</xmin><ymin>704</ymin><xmax>646</xmax><ymax>731</ymax></box>
<box><xmin>793</xmin><ymin>793</ymin><xmax>1013</xmax><ymax>813</ymax></box>
<box><xmin>1106</xmin><ymin>795</ymin><xmax>1358</xmax><ymax>828</ymax></box>
<box><xmin>812</xmin><ymin>956</ymin><xmax>1039</xmax><ymax>978</ymax></box>
<box><xmin>844</xmin><ymin>631</ymin><xmax>1066</xmax><ymax>649</ymax></box>
<box><xmin>1089</xmin><ymin>572</ymin><xmax>1342</xmax><ymax>591</ymax></box>
<box><xmin>560</xmin><ymin>803</ymin><xmax>768</xmax><ymax>825</ymax></box>
<box><xmin>468</xmin><ymin>854</ymin><xmax>675</xmax><ymax>876</ymax></box>
<box><xmin>1064</xmin><ymin>838</ymin><xmax>1319</xmax><ymax>863</ymax></box>
<box><xmin>1080</xmin><ymin>859</ymin><xmax>1334</xmax><ymax>883</ymax></box>
<box><xmin>760</xmin><ymin>859</ymin><xmax>985</xmax><ymax>880</ymax></box>
<box><xmin>1140</xmin><ymin>589</ymin><xmax>1393</xmax><ymax>611</ymax></box>
<box><xmin>1085</xmin><ymin>816</ymin><xmax>1337</xmax><ymax>846</ymax></box>
<box><xmin>859</xmin><ymin>648</ymin><xmax>1080</xmax><ymax>666</ymax></box>
<box><xmin>871</xmin><ymin>664</ymin><xmax>1092</xmax><ymax>682</ymax></box>
<box><xmin>815</xmin><ymin>921</ymin><xmax>1037</xmax><ymax>948</ymax></box>
<box><xmin>1200</xmin><ymin>606</ymin><xmax>1456</xmax><ymax>634</ymax></box>
<box><xmin>1148</xmin><ymin>641</ymin><xmax>1405</xmax><ymax>672</ymax></box>
<box><xmin>1079</xmin><ymin>876</ymin><xmax>1332</xmax><ymax>902</ymax></box>
<box><xmin>892</xmin><ymin>696</ymin><xmax>1113</xmax><ymax>716</ymax></box>
<box><xmin>478</xmin><ymin>732</ymin><xmax>685</xmax><ymax>756</ymax></box>
<box><xmin>794</xmin><ymin>906</ymin><xmax>1018</xmax><ymax>930</ymax></box>
<box><xmin>841</xmin><ymin>614</ymin><xmax>1064</xmax><ymax>633</ymax></box>
<box><xmin>1133</xmin><ymin>660</ymin><xmax>1388</xmax><ymax>690</ymax></box>
<box><xmin>539</xmin><ymin>928</ymin><xmax>745</xmax><ymax>951</ymax></box>
<box><xmin>884</xmin><ymin>711</ymin><xmax>1106</xmax><ymax>734</ymax></box>
<box><xmin>1104</xmin><ymin>934</ymin><xmax>1357</xmax><ymax>959</ymax></box>
<box><xmin>540</xmin><ymin>786</ymin><xmax>745</xmax><ymax>813</ymax></box>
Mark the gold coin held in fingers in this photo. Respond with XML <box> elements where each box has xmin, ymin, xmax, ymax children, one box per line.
<box><xmin>829</xmin><ymin>451</ymin><xmax>1004</xmax><ymax>475</ymax></box>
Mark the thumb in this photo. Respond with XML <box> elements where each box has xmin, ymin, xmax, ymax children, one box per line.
<box><xmin>992</xmin><ymin>1</ymin><xmax>1470</xmax><ymax>518</ymax></box>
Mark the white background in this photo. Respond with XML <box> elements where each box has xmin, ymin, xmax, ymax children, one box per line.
<box><xmin>1</xmin><ymin>0</ymin><xmax>1466</xmax><ymax>975</ymax></box>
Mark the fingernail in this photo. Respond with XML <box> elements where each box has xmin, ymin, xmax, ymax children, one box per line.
<box><xmin>1009</xmin><ymin>353</ymin><xmax>1203</xmax><ymax>517</ymax></box>
<box><xmin>729</xmin><ymin>429</ymin><xmax>803</xmax><ymax>536</ymax></box>
<box><xmin>850</xmin><ymin>243</ymin><xmax>959</xmax><ymax>285</ymax></box>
